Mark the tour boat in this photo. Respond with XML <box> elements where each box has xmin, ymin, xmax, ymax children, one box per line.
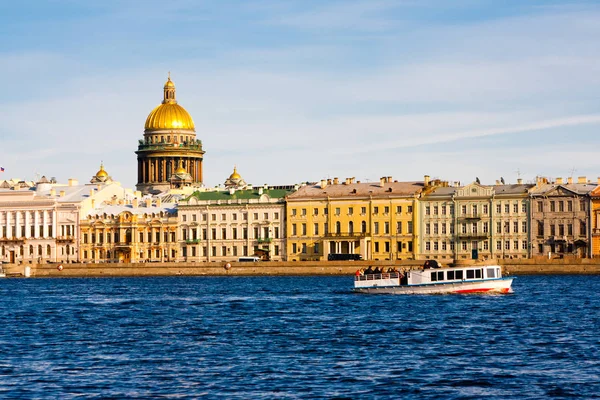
<box><xmin>354</xmin><ymin>262</ymin><xmax>513</xmax><ymax>294</ymax></box>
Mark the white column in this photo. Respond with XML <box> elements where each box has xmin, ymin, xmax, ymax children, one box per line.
<box><xmin>4</xmin><ymin>212</ymin><xmax>10</xmax><ymax>238</ymax></box>
<box><xmin>24</xmin><ymin>211</ymin><xmax>30</xmax><ymax>238</ymax></box>
<box><xmin>14</xmin><ymin>212</ymin><xmax>20</xmax><ymax>238</ymax></box>
<box><xmin>34</xmin><ymin>211</ymin><xmax>40</xmax><ymax>238</ymax></box>
<box><xmin>52</xmin><ymin>210</ymin><xmax>57</xmax><ymax>238</ymax></box>
<box><xmin>42</xmin><ymin>210</ymin><xmax>48</xmax><ymax>238</ymax></box>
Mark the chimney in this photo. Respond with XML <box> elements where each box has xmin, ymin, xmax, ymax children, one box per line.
<box><xmin>387</xmin><ymin>176</ymin><xmax>392</xmax><ymax>183</ymax></box>
<box><xmin>68</xmin><ymin>178</ymin><xmax>78</xmax><ymax>187</ymax></box>
<box><xmin>380</xmin><ymin>177</ymin><xmax>385</xmax><ymax>187</ymax></box>
<box><xmin>146</xmin><ymin>198</ymin><xmax>152</xmax><ymax>207</ymax></box>
<box><xmin>59</xmin><ymin>190</ymin><xmax>66</xmax><ymax>197</ymax></box>
<box><xmin>351</xmin><ymin>177</ymin><xmax>356</xmax><ymax>184</ymax></box>
<box><xmin>344</xmin><ymin>178</ymin><xmax>351</xmax><ymax>185</ymax></box>
<box><xmin>556</xmin><ymin>177</ymin><xmax>563</xmax><ymax>184</ymax></box>
<box><xmin>495</xmin><ymin>180</ymin><xmax>500</xmax><ymax>185</ymax></box>
<box><xmin>327</xmin><ymin>178</ymin><xmax>332</xmax><ymax>185</ymax></box>
<box><xmin>567</xmin><ymin>177</ymin><xmax>573</xmax><ymax>184</ymax></box>
<box><xmin>597</xmin><ymin>177</ymin><xmax>600</xmax><ymax>185</ymax></box>
<box><xmin>89</xmin><ymin>188</ymin><xmax>95</xmax><ymax>197</ymax></box>
<box><xmin>333</xmin><ymin>177</ymin><xmax>339</xmax><ymax>185</ymax></box>
<box><xmin>132</xmin><ymin>198</ymin><xmax>139</xmax><ymax>208</ymax></box>
<box><xmin>156</xmin><ymin>198</ymin><xmax>161</xmax><ymax>207</ymax></box>
<box><xmin>320</xmin><ymin>179</ymin><xmax>327</xmax><ymax>189</ymax></box>
<box><xmin>517</xmin><ymin>178</ymin><xmax>523</xmax><ymax>184</ymax></box>
<box><xmin>424</xmin><ymin>175</ymin><xmax>430</xmax><ymax>186</ymax></box>
<box><xmin>578</xmin><ymin>176</ymin><xmax>586</xmax><ymax>184</ymax></box>
<box><xmin>50</xmin><ymin>188</ymin><xmax>56</xmax><ymax>197</ymax></box>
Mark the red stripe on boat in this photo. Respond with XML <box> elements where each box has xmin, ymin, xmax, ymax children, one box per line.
<box><xmin>455</xmin><ymin>288</ymin><xmax>493</xmax><ymax>293</ymax></box>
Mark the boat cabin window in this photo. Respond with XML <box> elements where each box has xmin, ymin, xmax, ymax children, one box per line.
<box><xmin>431</xmin><ymin>271</ymin><xmax>444</xmax><ymax>281</ymax></box>
<box><xmin>447</xmin><ymin>271</ymin><xmax>455</xmax><ymax>280</ymax></box>
<box><xmin>455</xmin><ymin>270</ymin><xmax>463</xmax><ymax>280</ymax></box>
<box><xmin>466</xmin><ymin>270</ymin><xmax>475</xmax><ymax>279</ymax></box>
<box><xmin>487</xmin><ymin>268</ymin><xmax>496</xmax><ymax>278</ymax></box>
<box><xmin>476</xmin><ymin>269</ymin><xmax>482</xmax><ymax>279</ymax></box>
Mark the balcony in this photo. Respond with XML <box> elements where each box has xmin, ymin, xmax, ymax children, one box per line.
<box><xmin>137</xmin><ymin>139</ymin><xmax>203</xmax><ymax>152</ymax></box>
<box><xmin>56</xmin><ymin>235</ymin><xmax>75</xmax><ymax>243</ymax></box>
<box><xmin>324</xmin><ymin>232</ymin><xmax>368</xmax><ymax>239</ymax></box>
<box><xmin>456</xmin><ymin>232</ymin><xmax>489</xmax><ymax>239</ymax></box>
<box><xmin>185</xmin><ymin>239</ymin><xmax>202</xmax><ymax>244</ymax></box>
<box><xmin>0</xmin><ymin>237</ymin><xmax>25</xmax><ymax>244</ymax></box>
<box><xmin>457</xmin><ymin>213</ymin><xmax>482</xmax><ymax>220</ymax></box>
<box><xmin>257</xmin><ymin>238</ymin><xmax>272</xmax><ymax>243</ymax></box>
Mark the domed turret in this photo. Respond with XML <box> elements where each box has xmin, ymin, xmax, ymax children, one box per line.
<box><xmin>144</xmin><ymin>74</ymin><xmax>195</xmax><ymax>131</ymax></box>
<box><xmin>90</xmin><ymin>162</ymin><xmax>112</xmax><ymax>184</ymax></box>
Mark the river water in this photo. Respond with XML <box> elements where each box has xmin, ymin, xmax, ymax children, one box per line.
<box><xmin>1</xmin><ymin>275</ymin><xmax>599</xmax><ymax>399</ymax></box>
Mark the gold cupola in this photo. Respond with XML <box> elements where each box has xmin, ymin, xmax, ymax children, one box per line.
<box><xmin>229</xmin><ymin>166</ymin><xmax>241</xmax><ymax>180</ymax></box>
<box><xmin>95</xmin><ymin>162</ymin><xmax>108</xmax><ymax>178</ymax></box>
<box><xmin>144</xmin><ymin>74</ymin><xmax>195</xmax><ymax>131</ymax></box>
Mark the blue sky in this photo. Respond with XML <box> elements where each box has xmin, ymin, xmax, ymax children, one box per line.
<box><xmin>1</xmin><ymin>0</ymin><xmax>600</xmax><ymax>188</ymax></box>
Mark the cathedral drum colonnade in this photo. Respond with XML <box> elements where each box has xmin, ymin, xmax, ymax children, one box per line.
<box><xmin>135</xmin><ymin>75</ymin><xmax>205</xmax><ymax>195</ymax></box>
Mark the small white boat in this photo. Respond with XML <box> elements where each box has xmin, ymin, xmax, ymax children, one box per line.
<box><xmin>354</xmin><ymin>263</ymin><xmax>513</xmax><ymax>294</ymax></box>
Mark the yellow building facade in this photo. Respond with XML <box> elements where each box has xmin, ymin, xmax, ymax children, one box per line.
<box><xmin>286</xmin><ymin>177</ymin><xmax>423</xmax><ymax>261</ymax></box>
<box><xmin>590</xmin><ymin>185</ymin><xmax>600</xmax><ymax>257</ymax></box>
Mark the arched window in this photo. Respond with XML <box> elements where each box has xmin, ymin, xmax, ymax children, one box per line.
<box><xmin>19</xmin><ymin>245</ymin><xmax>24</xmax><ymax>256</ymax></box>
<box><xmin>38</xmin><ymin>245</ymin><xmax>42</xmax><ymax>256</ymax></box>
<box><xmin>29</xmin><ymin>245</ymin><xmax>34</xmax><ymax>256</ymax></box>
<box><xmin>362</xmin><ymin>221</ymin><xmax>367</xmax><ymax>233</ymax></box>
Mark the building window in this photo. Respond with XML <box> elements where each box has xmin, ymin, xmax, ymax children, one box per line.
<box><xmin>426</xmin><ymin>224</ymin><xmax>431</xmax><ymax>235</ymax></box>
<box><xmin>513</xmin><ymin>204</ymin><xmax>519</xmax><ymax>213</ymax></box>
<box><xmin>385</xmin><ymin>241</ymin><xmax>390</xmax><ymax>252</ymax></box>
<box><xmin>407</xmin><ymin>206</ymin><xmax>413</xmax><ymax>213</ymax></box>
<box><xmin>496</xmin><ymin>204</ymin><xmax>501</xmax><ymax>214</ymax></box>
<box><xmin>407</xmin><ymin>221</ymin><xmax>413</xmax><ymax>234</ymax></box>
<box><xmin>461</xmin><ymin>241</ymin><xmax>467</xmax><ymax>251</ymax></box>
<box><xmin>384</xmin><ymin>206</ymin><xmax>389</xmax><ymax>215</ymax></box>
<box><xmin>567</xmin><ymin>201</ymin><xmax>573</xmax><ymax>212</ymax></box>
<box><xmin>374</xmin><ymin>242</ymin><xmax>380</xmax><ymax>253</ymax></box>
<box><xmin>441</xmin><ymin>223</ymin><xmax>447</xmax><ymax>234</ymax></box>
<box><xmin>538</xmin><ymin>222</ymin><xmax>544</xmax><ymax>236</ymax></box>
<box><xmin>348</xmin><ymin>207</ymin><xmax>353</xmax><ymax>216</ymax></box>
<box><xmin>302</xmin><ymin>223</ymin><xmax>307</xmax><ymax>236</ymax></box>
<box><xmin>558</xmin><ymin>202</ymin><xmax>564</xmax><ymax>212</ymax></box>
<box><xmin>396</xmin><ymin>222</ymin><xmax>402</xmax><ymax>234</ymax></box>
<box><xmin>433</xmin><ymin>223</ymin><xmax>439</xmax><ymax>235</ymax></box>
<box><xmin>461</xmin><ymin>223</ymin><xmax>466</xmax><ymax>234</ymax></box>
<box><xmin>301</xmin><ymin>243</ymin><xmax>307</xmax><ymax>254</ymax></box>
<box><xmin>374</xmin><ymin>207</ymin><xmax>379</xmax><ymax>215</ymax></box>
<box><xmin>313</xmin><ymin>208</ymin><xmax>318</xmax><ymax>216</ymax></box>
<box><xmin>362</xmin><ymin>221</ymin><xmax>367</xmax><ymax>233</ymax></box>
<box><xmin>496</xmin><ymin>241</ymin><xmax>502</xmax><ymax>250</ymax></box>
<box><xmin>292</xmin><ymin>243</ymin><xmax>297</xmax><ymax>253</ymax></box>
<box><xmin>505</xmin><ymin>241</ymin><xmax>510</xmax><ymax>250</ymax></box>
<box><xmin>580</xmin><ymin>222</ymin><xmax>586</xmax><ymax>235</ymax></box>
<box><xmin>384</xmin><ymin>222</ymin><xmax>389</xmax><ymax>234</ymax></box>
<box><xmin>361</xmin><ymin>207</ymin><xmax>367</xmax><ymax>215</ymax></box>
<box><xmin>292</xmin><ymin>224</ymin><xmax>297</xmax><ymax>236</ymax></box>
<box><xmin>550</xmin><ymin>201</ymin><xmax>555</xmax><ymax>212</ymax></box>
<box><xmin>182</xmin><ymin>215</ymin><xmax>187</xmax><ymax>222</ymax></box>
<box><xmin>336</xmin><ymin>221</ymin><xmax>341</xmax><ymax>234</ymax></box>
<box><xmin>292</xmin><ymin>209</ymin><xmax>297</xmax><ymax>216</ymax></box>
<box><xmin>537</xmin><ymin>201</ymin><xmax>543</xmax><ymax>212</ymax></box>
<box><xmin>335</xmin><ymin>208</ymin><xmax>341</xmax><ymax>216</ymax></box>
<box><xmin>374</xmin><ymin>222</ymin><xmax>379</xmax><ymax>234</ymax></box>
<box><xmin>396</xmin><ymin>206</ymin><xmax>402</xmax><ymax>213</ymax></box>
<box><xmin>505</xmin><ymin>204</ymin><xmax>510</xmax><ymax>214</ymax></box>
<box><xmin>461</xmin><ymin>205</ymin><xmax>466</xmax><ymax>215</ymax></box>
<box><xmin>522</xmin><ymin>240</ymin><xmax>527</xmax><ymax>250</ymax></box>
<box><xmin>301</xmin><ymin>209</ymin><xmax>306</xmax><ymax>216</ymax></box>
<box><xmin>433</xmin><ymin>206</ymin><xmax>438</xmax><ymax>215</ymax></box>
<box><xmin>522</xmin><ymin>221</ymin><xmax>527</xmax><ymax>233</ymax></box>
<box><xmin>514</xmin><ymin>222</ymin><xmax>519</xmax><ymax>233</ymax></box>
<box><xmin>314</xmin><ymin>223</ymin><xmax>319</xmax><ymax>235</ymax></box>
<box><xmin>441</xmin><ymin>205</ymin><xmax>447</xmax><ymax>215</ymax></box>
<box><xmin>313</xmin><ymin>243</ymin><xmax>318</xmax><ymax>254</ymax></box>
<box><xmin>483</xmin><ymin>204</ymin><xmax>488</xmax><ymax>214</ymax></box>
<box><xmin>425</xmin><ymin>206</ymin><xmax>431</xmax><ymax>215</ymax></box>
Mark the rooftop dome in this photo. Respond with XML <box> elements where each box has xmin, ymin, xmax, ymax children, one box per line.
<box><xmin>95</xmin><ymin>162</ymin><xmax>108</xmax><ymax>178</ymax></box>
<box><xmin>144</xmin><ymin>75</ymin><xmax>195</xmax><ymax>131</ymax></box>
<box><xmin>229</xmin><ymin>166</ymin><xmax>241</xmax><ymax>180</ymax></box>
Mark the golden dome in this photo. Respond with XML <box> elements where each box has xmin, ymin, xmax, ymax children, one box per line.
<box><xmin>229</xmin><ymin>166</ymin><xmax>241</xmax><ymax>180</ymax></box>
<box><xmin>175</xmin><ymin>161</ymin><xmax>187</xmax><ymax>175</ymax></box>
<box><xmin>144</xmin><ymin>75</ymin><xmax>195</xmax><ymax>131</ymax></box>
<box><xmin>95</xmin><ymin>162</ymin><xmax>108</xmax><ymax>178</ymax></box>
<box><xmin>164</xmin><ymin>77</ymin><xmax>175</xmax><ymax>89</ymax></box>
<box><xmin>145</xmin><ymin>103</ymin><xmax>195</xmax><ymax>131</ymax></box>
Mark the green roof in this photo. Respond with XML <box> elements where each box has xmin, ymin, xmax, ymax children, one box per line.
<box><xmin>185</xmin><ymin>188</ymin><xmax>291</xmax><ymax>202</ymax></box>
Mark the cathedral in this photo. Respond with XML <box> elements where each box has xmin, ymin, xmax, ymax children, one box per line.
<box><xmin>135</xmin><ymin>75</ymin><xmax>205</xmax><ymax>194</ymax></box>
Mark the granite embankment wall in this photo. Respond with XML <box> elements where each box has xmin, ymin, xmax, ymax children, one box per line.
<box><xmin>4</xmin><ymin>257</ymin><xmax>600</xmax><ymax>277</ymax></box>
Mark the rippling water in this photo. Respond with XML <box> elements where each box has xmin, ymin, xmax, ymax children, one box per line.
<box><xmin>1</xmin><ymin>275</ymin><xmax>599</xmax><ymax>399</ymax></box>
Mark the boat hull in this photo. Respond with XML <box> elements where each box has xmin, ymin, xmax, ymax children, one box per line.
<box><xmin>354</xmin><ymin>277</ymin><xmax>513</xmax><ymax>295</ymax></box>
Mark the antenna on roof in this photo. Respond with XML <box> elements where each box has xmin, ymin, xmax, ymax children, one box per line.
<box><xmin>569</xmin><ymin>167</ymin><xmax>576</xmax><ymax>178</ymax></box>
<box><xmin>515</xmin><ymin>168</ymin><xmax>522</xmax><ymax>180</ymax></box>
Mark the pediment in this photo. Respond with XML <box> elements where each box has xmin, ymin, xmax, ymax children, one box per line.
<box><xmin>544</xmin><ymin>186</ymin><xmax>579</xmax><ymax>197</ymax></box>
<box><xmin>456</xmin><ymin>183</ymin><xmax>494</xmax><ymax>198</ymax></box>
